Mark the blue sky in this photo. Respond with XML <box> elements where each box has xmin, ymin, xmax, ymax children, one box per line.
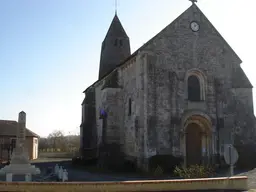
<box><xmin>0</xmin><ymin>0</ymin><xmax>255</xmax><ymax>137</ymax></box>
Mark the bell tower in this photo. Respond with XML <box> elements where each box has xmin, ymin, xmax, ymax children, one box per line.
<box><xmin>98</xmin><ymin>14</ymin><xmax>131</xmax><ymax>79</ymax></box>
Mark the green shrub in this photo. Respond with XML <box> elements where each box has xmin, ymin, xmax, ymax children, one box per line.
<box><xmin>174</xmin><ymin>164</ymin><xmax>216</xmax><ymax>179</ymax></box>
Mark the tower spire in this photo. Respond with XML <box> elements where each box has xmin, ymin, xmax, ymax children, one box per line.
<box><xmin>98</xmin><ymin>11</ymin><xmax>131</xmax><ymax>79</ymax></box>
<box><xmin>189</xmin><ymin>0</ymin><xmax>197</xmax><ymax>4</ymax></box>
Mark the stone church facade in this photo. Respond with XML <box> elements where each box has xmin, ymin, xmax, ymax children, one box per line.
<box><xmin>80</xmin><ymin>3</ymin><xmax>256</xmax><ymax>170</ymax></box>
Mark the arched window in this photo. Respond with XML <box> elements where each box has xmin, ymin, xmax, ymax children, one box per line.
<box><xmin>187</xmin><ymin>75</ymin><xmax>201</xmax><ymax>101</ymax></box>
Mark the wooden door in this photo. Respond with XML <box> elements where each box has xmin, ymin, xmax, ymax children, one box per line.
<box><xmin>186</xmin><ymin>123</ymin><xmax>202</xmax><ymax>166</ymax></box>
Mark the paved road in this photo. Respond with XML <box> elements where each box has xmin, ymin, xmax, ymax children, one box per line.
<box><xmin>238</xmin><ymin>169</ymin><xmax>256</xmax><ymax>189</ymax></box>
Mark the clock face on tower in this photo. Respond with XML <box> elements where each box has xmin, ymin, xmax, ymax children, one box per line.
<box><xmin>190</xmin><ymin>21</ymin><xmax>200</xmax><ymax>32</ymax></box>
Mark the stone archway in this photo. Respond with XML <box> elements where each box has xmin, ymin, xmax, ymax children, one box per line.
<box><xmin>186</xmin><ymin>123</ymin><xmax>202</xmax><ymax>166</ymax></box>
<box><xmin>182</xmin><ymin>114</ymin><xmax>212</xmax><ymax>166</ymax></box>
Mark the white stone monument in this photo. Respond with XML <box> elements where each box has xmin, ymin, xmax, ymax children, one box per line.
<box><xmin>62</xmin><ymin>169</ymin><xmax>68</xmax><ymax>182</ymax></box>
<box><xmin>58</xmin><ymin>166</ymin><xmax>63</xmax><ymax>180</ymax></box>
<box><xmin>54</xmin><ymin>164</ymin><xmax>59</xmax><ymax>175</ymax></box>
<box><xmin>0</xmin><ymin>111</ymin><xmax>41</xmax><ymax>181</ymax></box>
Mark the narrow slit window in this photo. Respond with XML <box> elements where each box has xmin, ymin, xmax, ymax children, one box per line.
<box><xmin>128</xmin><ymin>98</ymin><xmax>132</xmax><ymax>116</ymax></box>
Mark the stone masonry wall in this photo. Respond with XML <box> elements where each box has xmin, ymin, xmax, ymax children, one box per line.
<box><xmin>95</xmin><ymin>80</ymin><xmax>105</xmax><ymax>147</ymax></box>
<box><xmin>229</xmin><ymin>88</ymin><xmax>255</xmax><ymax>143</ymax></box>
<box><xmin>136</xmin><ymin>4</ymin><xmax>254</xmax><ymax>160</ymax></box>
<box><xmin>100</xmin><ymin>88</ymin><xmax>123</xmax><ymax>144</ymax></box>
<box><xmin>119</xmin><ymin>55</ymin><xmax>144</xmax><ymax>159</ymax></box>
<box><xmin>87</xmin><ymin>4</ymin><xmax>255</xmax><ymax>169</ymax></box>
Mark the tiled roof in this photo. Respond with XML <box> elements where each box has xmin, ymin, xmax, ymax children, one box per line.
<box><xmin>0</xmin><ymin>120</ymin><xmax>39</xmax><ymax>137</ymax></box>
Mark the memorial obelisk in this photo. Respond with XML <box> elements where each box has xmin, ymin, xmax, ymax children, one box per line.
<box><xmin>0</xmin><ymin>111</ymin><xmax>40</xmax><ymax>181</ymax></box>
<box><xmin>11</xmin><ymin>111</ymin><xmax>29</xmax><ymax>164</ymax></box>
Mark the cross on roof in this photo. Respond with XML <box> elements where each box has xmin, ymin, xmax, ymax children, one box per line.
<box><xmin>189</xmin><ymin>0</ymin><xmax>197</xmax><ymax>4</ymax></box>
<box><xmin>115</xmin><ymin>0</ymin><xmax>118</xmax><ymax>15</ymax></box>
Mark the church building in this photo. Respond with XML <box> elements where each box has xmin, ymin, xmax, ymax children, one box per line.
<box><xmin>80</xmin><ymin>2</ymin><xmax>256</xmax><ymax>170</ymax></box>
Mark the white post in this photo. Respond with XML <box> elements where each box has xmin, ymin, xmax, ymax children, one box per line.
<box><xmin>6</xmin><ymin>173</ymin><xmax>13</xmax><ymax>182</ymax></box>
<box><xmin>25</xmin><ymin>173</ymin><xmax>31</xmax><ymax>182</ymax></box>
<box><xmin>230</xmin><ymin>164</ymin><xmax>234</xmax><ymax>176</ymax></box>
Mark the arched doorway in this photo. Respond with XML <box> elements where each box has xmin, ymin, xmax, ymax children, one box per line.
<box><xmin>186</xmin><ymin>123</ymin><xmax>202</xmax><ymax>166</ymax></box>
<box><xmin>182</xmin><ymin>114</ymin><xmax>213</xmax><ymax>167</ymax></box>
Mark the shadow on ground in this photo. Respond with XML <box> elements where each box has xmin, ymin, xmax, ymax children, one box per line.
<box><xmin>32</xmin><ymin>158</ymin><xmax>175</xmax><ymax>181</ymax></box>
<box><xmin>0</xmin><ymin>158</ymin><xmax>254</xmax><ymax>183</ymax></box>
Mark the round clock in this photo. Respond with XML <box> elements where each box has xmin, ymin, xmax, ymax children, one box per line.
<box><xmin>190</xmin><ymin>21</ymin><xmax>200</xmax><ymax>32</ymax></box>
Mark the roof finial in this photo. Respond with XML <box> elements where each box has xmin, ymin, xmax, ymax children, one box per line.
<box><xmin>115</xmin><ymin>0</ymin><xmax>117</xmax><ymax>15</ymax></box>
<box><xmin>189</xmin><ymin>0</ymin><xmax>197</xmax><ymax>4</ymax></box>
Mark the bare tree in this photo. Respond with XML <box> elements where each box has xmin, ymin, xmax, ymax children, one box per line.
<box><xmin>69</xmin><ymin>137</ymin><xmax>80</xmax><ymax>151</ymax></box>
<box><xmin>38</xmin><ymin>137</ymin><xmax>50</xmax><ymax>151</ymax></box>
<box><xmin>47</xmin><ymin>130</ymin><xmax>67</xmax><ymax>151</ymax></box>
<box><xmin>66</xmin><ymin>130</ymin><xmax>80</xmax><ymax>152</ymax></box>
<box><xmin>39</xmin><ymin>129</ymin><xmax>80</xmax><ymax>152</ymax></box>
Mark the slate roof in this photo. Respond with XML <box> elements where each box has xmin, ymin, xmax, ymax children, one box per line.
<box><xmin>0</xmin><ymin>120</ymin><xmax>40</xmax><ymax>137</ymax></box>
<box><xmin>101</xmin><ymin>70</ymin><xmax>120</xmax><ymax>90</ymax></box>
<box><xmin>81</xmin><ymin>88</ymin><xmax>96</xmax><ymax>105</ymax></box>
<box><xmin>232</xmin><ymin>67</ymin><xmax>253</xmax><ymax>88</ymax></box>
<box><xmin>103</xmin><ymin>14</ymin><xmax>128</xmax><ymax>40</ymax></box>
<box><xmin>98</xmin><ymin>13</ymin><xmax>131</xmax><ymax>79</ymax></box>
